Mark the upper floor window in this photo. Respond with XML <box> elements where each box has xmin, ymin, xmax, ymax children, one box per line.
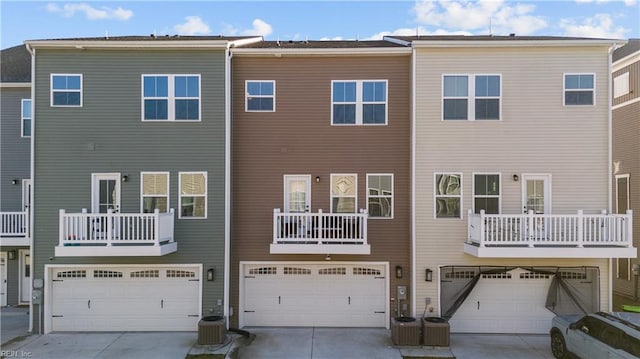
<box><xmin>51</xmin><ymin>74</ymin><xmax>82</xmax><ymax>107</ymax></box>
<box><xmin>473</xmin><ymin>174</ymin><xmax>500</xmax><ymax>214</ymax></box>
<box><xmin>614</xmin><ymin>72</ymin><xmax>630</xmax><ymax>98</ymax></box>
<box><xmin>564</xmin><ymin>73</ymin><xmax>594</xmax><ymax>106</ymax></box>
<box><xmin>21</xmin><ymin>99</ymin><xmax>31</xmax><ymax>137</ymax></box>
<box><xmin>331</xmin><ymin>174</ymin><xmax>357</xmax><ymax>213</ymax></box>
<box><xmin>443</xmin><ymin>74</ymin><xmax>501</xmax><ymax>121</ymax></box>
<box><xmin>246</xmin><ymin>81</ymin><xmax>275</xmax><ymax>112</ymax></box>
<box><xmin>179</xmin><ymin>172</ymin><xmax>207</xmax><ymax>219</ymax></box>
<box><xmin>141</xmin><ymin>172</ymin><xmax>169</xmax><ymax>213</ymax></box>
<box><xmin>332</xmin><ymin>80</ymin><xmax>387</xmax><ymax>125</ymax></box>
<box><xmin>435</xmin><ymin>173</ymin><xmax>462</xmax><ymax>219</ymax></box>
<box><xmin>367</xmin><ymin>174</ymin><xmax>393</xmax><ymax>218</ymax></box>
<box><xmin>142</xmin><ymin>75</ymin><xmax>200</xmax><ymax>121</ymax></box>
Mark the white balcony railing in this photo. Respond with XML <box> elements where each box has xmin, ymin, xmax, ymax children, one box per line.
<box><xmin>56</xmin><ymin>208</ymin><xmax>176</xmax><ymax>256</ymax></box>
<box><xmin>467</xmin><ymin>209</ymin><xmax>633</xmax><ymax>248</ymax></box>
<box><xmin>271</xmin><ymin>209</ymin><xmax>370</xmax><ymax>254</ymax></box>
<box><xmin>1</xmin><ymin>211</ymin><xmax>29</xmax><ymax>238</ymax></box>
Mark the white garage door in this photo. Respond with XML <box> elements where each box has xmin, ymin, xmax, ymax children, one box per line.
<box><xmin>242</xmin><ymin>263</ymin><xmax>387</xmax><ymax>327</ymax></box>
<box><xmin>50</xmin><ymin>266</ymin><xmax>200</xmax><ymax>331</ymax></box>
<box><xmin>448</xmin><ymin>268</ymin><xmax>555</xmax><ymax>334</ymax></box>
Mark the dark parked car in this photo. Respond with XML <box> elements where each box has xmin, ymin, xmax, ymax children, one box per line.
<box><xmin>550</xmin><ymin>312</ymin><xmax>640</xmax><ymax>358</ymax></box>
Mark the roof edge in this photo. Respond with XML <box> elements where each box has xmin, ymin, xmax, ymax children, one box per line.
<box><xmin>230</xmin><ymin>47</ymin><xmax>412</xmax><ymax>56</ymax></box>
<box><xmin>396</xmin><ymin>38</ymin><xmax>625</xmax><ymax>48</ymax></box>
<box><xmin>24</xmin><ymin>39</ymin><xmax>240</xmax><ymax>49</ymax></box>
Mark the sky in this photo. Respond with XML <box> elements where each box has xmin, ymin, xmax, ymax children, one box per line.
<box><xmin>1</xmin><ymin>0</ymin><xmax>639</xmax><ymax>49</ymax></box>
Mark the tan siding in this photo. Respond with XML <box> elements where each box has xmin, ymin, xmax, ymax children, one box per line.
<box><xmin>414</xmin><ymin>46</ymin><xmax>613</xmax><ymax>313</ymax></box>
<box><xmin>613</xmin><ymin>60</ymin><xmax>640</xmax><ymax>106</ymax></box>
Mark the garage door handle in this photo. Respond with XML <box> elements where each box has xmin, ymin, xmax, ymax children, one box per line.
<box><xmin>348</xmin><ymin>296</ymin><xmax>351</xmax><ymax>305</ymax></box>
<box><xmin>477</xmin><ymin>301</ymin><xmax>480</xmax><ymax>310</ymax></box>
<box><xmin>161</xmin><ymin>300</ymin><xmax>164</xmax><ymax>309</ymax></box>
<box><xmin>278</xmin><ymin>296</ymin><xmax>281</xmax><ymax>304</ymax></box>
<box><xmin>88</xmin><ymin>300</ymin><xmax>91</xmax><ymax>309</ymax></box>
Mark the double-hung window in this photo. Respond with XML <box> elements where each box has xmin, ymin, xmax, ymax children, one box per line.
<box><xmin>141</xmin><ymin>172</ymin><xmax>169</xmax><ymax>213</ymax></box>
<box><xmin>179</xmin><ymin>172</ymin><xmax>207</xmax><ymax>219</ymax></box>
<box><xmin>367</xmin><ymin>174</ymin><xmax>393</xmax><ymax>218</ymax></box>
<box><xmin>331</xmin><ymin>174</ymin><xmax>357</xmax><ymax>213</ymax></box>
<box><xmin>435</xmin><ymin>173</ymin><xmax>462</xmax><ymax>219</ymax></box>
<box><xmin>473</xmin><ymin>174</ymin><xmax>500</xmax><ymax>214</ymax></box>
<box><xmin>564</xmin><ymin>73</ymin><xmax>594</xmax><ymax>106</ymax></box>
<box><xmin>246</xmin><ymin>80</ymin><xmax>275</xmax><ymax>111</ymax></box>
<box><xmin>614</xmin><ymin>73</ymin><xmax>630</xmax><ymax>98</ymax></box>
<box><xmin>51</xmin><ymin>74</ymin><xmax>82</xmax><ymax>107</ymax></box>
<box><xmin>443</xmin><ymin>74</ymin><xmax>501</xmax><ymax>120</ymax></box>
<box><xmin>332</xmin><ymin>80</ymin><xmax>387</xmax><ymax>125</ymax></box>
<box><xmin>21</xmin><ymin>99</ymin><xmax>31</xmax><ymax>137</ymax></box>
<box><xmin>142</xmin><ymin>75</ymin><xmax>200</xmax><ymax>121</ymax></box>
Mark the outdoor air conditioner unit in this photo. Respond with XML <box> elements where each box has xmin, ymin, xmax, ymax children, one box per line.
<box><xmin>391</xmin><ymin>316</ymin><xmax>421</xmax><ymax>346</ymax></box>
<box><xmin>422</xmin><ymin>317</ymin><xmax>450</xmax><ymax>346</ymax></box>
<box><xmin>197</xmin><ymin>316</ymin><xmax>226</xmax><ymax>345</ymax></box>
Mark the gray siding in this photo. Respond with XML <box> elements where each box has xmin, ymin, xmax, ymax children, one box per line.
<box><xmin>32</xmin><ymin>49</ymin><xmax>227</xmax><ymax>324</ymax></box>
<box><xmin>0</xmin><ymin>87</ymin><xmax>30</xmax><ymax>211</ymax></box>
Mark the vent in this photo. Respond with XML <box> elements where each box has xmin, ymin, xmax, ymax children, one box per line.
<box><xmin>131</xmin><ymin>270</ymin><xmax>159</xmax><ymax>278</ymax></box>
<box><xmin>482</xmin><ymin>273</ymin><xmax>511</xmax><ymax>279</ymax></box>
<box><xmin>444</xmin><ymin>271</ymin><xmax>476</xmax><ymax>279</ymax></box>
<box><xmin>94</xmin><ymin>270</ymin><xmax>123</xmax><ymax>278</ymax></box>
<box><xmin>520</xmin><ymin>272</ymin><xmax>550</xmax><ymax>279</ymax></box>
<box><xmin>353</xmin><ymin>267</ymin><xmax>381</xmax><ymax>276</ymax></box>
<box><xmin>559</xmin><ymin>271</ymin><xmax>587</xmax><ymax>280</ymax></box>
<box><xmin>248</xmin><ymin>267</ymin><xmax>277</xmax><ymax>275</ymax></box>
<box><xmin>167</xmin><ymin>270</ymin><xmax>196</xmax><ymax>278</ymax></box>
<box><xmin>56</xmin><ymin>270</ymin><xmax>87</xmax><ymax>278</ymax></box>
<box><xmin>284</xmin><ymin>267</ymin><xmax>311</xmax><ymax>275</ymax></box>
<box><xmin>319</xmin><ymin>267</ymin><xmax>346</xmax><ymax>275</ymax></box>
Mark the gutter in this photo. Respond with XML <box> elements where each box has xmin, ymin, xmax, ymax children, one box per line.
<box><xmin>24</xmin><ymin>42</ymin><xmax>35</xmax><ymax>334</ymax></box>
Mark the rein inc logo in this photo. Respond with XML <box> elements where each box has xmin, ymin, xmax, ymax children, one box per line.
<box><xmin>0</xmin><ymin>350</ymin><xmax>32</xmax><ymax>358</ymax></box>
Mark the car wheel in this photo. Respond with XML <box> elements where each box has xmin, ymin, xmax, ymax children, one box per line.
<box><xmin>550</xmin><ymin>331</ymin><xmax>567</xmax><ymax>359</ymax></box>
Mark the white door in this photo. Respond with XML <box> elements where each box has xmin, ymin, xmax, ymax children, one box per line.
<box><xmin>92</xmin><ymin>174</ymin><xmax>121</xmax><ymax>213</ymax></box>
<box><xmin>521</xmin><ymin>174</ymin><xmax>551</xmax><ymax>214</ymax></box>
<box><xmin>50</xmin><ymin>266</ymin><xmax>200</xmax><ymax>331</ymax></box>
<box><xmin>0</xmin><ymin>252</ymin><xmax>7</xmax><ymax>306</ymax></box>
<box><xmin>22</xmin><ymin>179</ymin><xmax>31</xmax><ymax>211</ymax></box>
<box><xmin>284</xmin><ymin>175</ymin><xmax>311</xmax><ymax>213</ymax></box>
<box><xmin>19</xmin><ymin>250</ymin><xmax>30</xmax><ymax>304</ymax></box>
<box><xmin>448</xmin><ymin>268</ymin><xmax>555</xmax><ymax>334</ymax></box>
<box><xmin>242</xmin><ymin>263</ymin><xmax>387</xmax><ymax>328</ymax></box>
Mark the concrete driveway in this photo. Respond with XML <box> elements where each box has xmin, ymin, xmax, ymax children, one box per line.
<box><xmin>1</xmin><ymin>306</ymin><xmax>30</xmax><ymax>347</ymax></box>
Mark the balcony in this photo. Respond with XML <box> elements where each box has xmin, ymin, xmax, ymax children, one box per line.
<box><xmin>271</xmin><ymin>209</ymin><xmax>370</xmax><ymax>255</ymax></box>
<box><xmin>465</xmin><ymin>209</ymin><xmax>635</xmax><ymax>258</ymax></box>
<box><xmin>0</xmin><ymin>211</ymin><xmax>30</xmax><ymax>246</ymax></box>
<box><xmin>55</xmin><ymin>208</ymin><xmax>177</xmax><ymax>257</ymax></box>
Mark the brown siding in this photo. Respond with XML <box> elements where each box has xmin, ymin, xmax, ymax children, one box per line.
<box><xmin>231</xmin><ymin>55</ymin><xmax>411</xmax><ymax>326</ymax></box>
<box><xmin>613</xmin><ymin>61</ymin><xmax>640</xmax><ymax>106</ymax></box>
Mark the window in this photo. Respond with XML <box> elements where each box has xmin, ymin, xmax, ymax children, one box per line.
<box><xmin>564</xmin><ymin>73</ymin><xmax>594</xmax><ymax>105</ymax></box>
<box><xmin>443</xmin><ymin>75</ymin><xmax>500</xmax><ymax>120</ymax></box>
<box><xmin>435</xmin><ymin>173</ymin><xmax>462</xmax><ymax>218</ymax></box>
<box><xmin>51</xmin><ymin>74</ymin><xmax>82</xmax><ymax>107</ymax></box>
<box><xmin>614</xmin><ymin>72</ymin><xmax>630</xmax><ymax>98</ymax></box>
<box><xmin>331</xmin><ymin>174</ymin><xmax>357</xmax><ymax>213</ymax></box>
<box><xmin>142</xmin><ymin>75</ymin><xmax>200</xmax><ymax>121</ymax></box>
<box><xmin>367</xmin><ymin>174</ymin><xmax>393</xmax><ymax>218</ymax></box>
<box><xmin>473</xmin><ymin>174</ymin><xmax>500</xmax><ymax>214</ymax></box>
<box><xmin>179</xmin><ymin>172</ymin><xmax>207</xmax><ymax>218</ymax></box>
<box><xmin>141</xmin><ymin>172</ymin><xmax>169</xmax><ymax>213</ymax></box>
<box><xmin>617</xmin><ymin>258</ymin><xmax>630</xmax><ymax>281</ymax></box>
<box><xmin>246</xmin><ymin>81</ymin><xmax>275</xmax><ymax>111</ymax></box>
<box><xmin>332</xmin><ymin>80</ymin><xmax>387</xmax><ymax>125</ymax></box>
<box><xmin>21</xmin><ymin>99</ymin><xmax>31</xmax><ymax>137</ymax></box>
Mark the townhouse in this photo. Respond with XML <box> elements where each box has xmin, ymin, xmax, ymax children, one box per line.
<box><xmin>389</xmin><ymin>35</ymin><xmax>635</xmax><ymax>334</ymax></box>
<box><xmin>612</xmin><ymin>39</ymin><xmax>640</xmax><ymax>301</ymax></box>
<box><xmin>0</xmin><ymin>44</ymin><xmax>32</xmax><ymax>307</ymax></box>
<box><xmin>23</xmin><ymin>35</ymin><xmax>260</xmax><ymax>333</ymax></box>
<box><xmin>229</xmin><ymin>40</ymin><xmax>412</xmax><ymax>328</ymax></box>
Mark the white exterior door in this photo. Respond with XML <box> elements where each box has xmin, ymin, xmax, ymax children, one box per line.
<box><xmin>284</xmin><ymin>175</ymin><xmax>311</xmax><ymax>213</ymax></box>
<box><xmin>49</xmin><ymin>266</ymin><xmax>200</xmax><ymax>332</ymax></box>
<box><xmin>241</xmin><ymin>262</ymin><xmax>387</xmax><ymax>328</ymax></box>
<box><xmin>448</xmin><ymin>268</ymin><xmax>555</xmax><ymax>334</ymax></box>
<box><xmin>22</xmin><ymin>179</ymin><xmax>31</xmax><ymax>211</ymax></box>
<box><xmin>0</xmin><ymin>252</ymin><xmax>7</xmax><ymax>306</ymax></box>
<box><xmin>19</xmin><ymin>250</ymin><xmax>30</xmax><ymax>304</ymax></box>
<box><xmin>92</xmin><ymin>173</ymin><xmax>121</xmax><ymax>213</ymax></box>
<box><xmin>521</xmin><ymin>174</ymin><xmax>551</xmax><ymax>214</ymax></box>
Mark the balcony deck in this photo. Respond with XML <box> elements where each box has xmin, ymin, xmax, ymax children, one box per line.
<box><xmin>0</xmin><ymin>211</ymin><xmax>29</xmax><ymax>246</ymax></box>
<box><xmin>271</xmin><ymin>209</ymin><xmax>370</xmax><ymax>255</ymax></box>
<box><xmin>55</xmin><ymin>208</ymin><xmax>177</xmax><ymax>257</ymax></box>
<box><xmin>465</xmin><ymin>209</ymin><xmax>635</xmax><ymax>258</ymax></box>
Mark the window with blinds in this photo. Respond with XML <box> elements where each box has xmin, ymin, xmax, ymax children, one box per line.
<box><xmin>179</xmin><ymin>172</ymin><xmax>207</xmax><ymax>219</ymax></box>
<box><xmin>141</xmin><ymin>172</ymin><xmax>169</xmax><ymax>213</ymax></box>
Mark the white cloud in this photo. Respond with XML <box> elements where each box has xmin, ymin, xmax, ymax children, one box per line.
<box><xmin>222</xmin><ymin>18</ymin><xmax>273</xmax><ymax>37</ymax></box>
<box><xmin>320</xmin><ymin>36</ymin><xmax>345</xmax><ymax>41</ymax></box>
<box><xmin>365</xmin><ymin>27</ymin><xmax>471</xmax><ymax>40</ymax></box>
<box><xmin>412</xmin><ymin>0</ymin><xmax>547</xmax><ymax>35</ymax></box>
<box><xmin>46</xmin><ymin>3</ymin><xmax>133</xmax><ymax>20</ymax></box>
<box><xmin>574</xmin><ymin>0</ymin><xmax>637</xmax><ymax>6</ymax></box>
<box><xmin>560</xmin><ymin>13</ymin><xmax>629</xmax><ymax>38</ymax></box>
<box><xmin>174</xmin><ymin>16</ymin><xmax>211</xmax><ymax>35</ymax></box>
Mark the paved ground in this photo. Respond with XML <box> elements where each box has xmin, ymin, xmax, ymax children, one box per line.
<box><xmin>0</xmin><ymin>306</ymin><xmax>30</xmax><ymax>347</ymax></box>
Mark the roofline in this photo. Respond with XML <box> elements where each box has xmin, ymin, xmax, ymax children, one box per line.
<box><xmin>24</xmin><ymin>37</ymin><xmax>263</xmax><ymax>50</ymax></box>
<box><xmin>613</xmin><ymin>50</ymin><xmax>640</xmax><ymax>71</ymax></box>
<box><xmin>396</xmin><ymin>38</ymin><xmax>625</xmax><ymax>48</ymax></box>
<box><xmin>0</xmin><ymin>82</ymin><xmax>31</xmax><ymax>88</ymax></box>
<box><xmin>230</xmin><ymin>47</ymin><xmax>412</xmax><ymax>56</ymax></box>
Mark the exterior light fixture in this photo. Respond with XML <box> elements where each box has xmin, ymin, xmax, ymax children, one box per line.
<box><xmin>425</xmin><ymin>268</ymin><xmax>433</xmax><ymax>282</ymax></box>
<box><xmin>325</xmin><ymin>254</ymin><xmax>331</xmax><ymax>261</ymax></box>
<box><xmin>512</xmin><ymin>174</ymin><xmax>519</xmax><ymax>182</ymax></box>
<box><xmin>8</xmin><ymin>250</ymin><xmax>16</xmax><ymax>260</ymax></box>
<box><xmin>121</xmin><ymin>175</ymin><xmax>129</xmax><ymax>182</ymax></box>
<box><xmin>315</xmin><ymin>176</ymin><xmax>321</xmax><ymax>183</ymax></box>
<box><xmin>396</xmin><ymin>265</ymin><xmax>403</xmax><ymax>278</ymax></box>
<box><xmin>207</xmin><ymin>268</ymin><xmax>215</xmax><ymax>281</ymax></box>
<box><xmin>11</xmin><ymin>179</ymin><xmax>19</xmax><ymax>185</ymax></box>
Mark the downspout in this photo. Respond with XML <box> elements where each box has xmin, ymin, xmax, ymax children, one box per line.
<box><xmin>411</xmin><ymin>46</ymin><xmax>417</xmax><ymax>318</ymax></box>
<box><xmin>25</xmin><ymin>42</ymin><xmax>35</xmax><ymax>333</ymax></box>
<box><xmin>224</xmin><ymin>43</ymin><xmax>232</xmax><ymax>327</ymax></box>
<box><xmin>607</xmin><ymin>43</ymin><xmax>616</xmax><ymax>312</ymax></box>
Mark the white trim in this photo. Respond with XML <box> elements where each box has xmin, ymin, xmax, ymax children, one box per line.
<box><xmin>612</xmin><ymin>95</ymin><xmax>640</xmax><ymax>110</ymax></box>
<box><xmin>283</xmin><ymin>175</ymin><xmax>312</xmax><ymax>213</ymax></box>
<box><xmin>18</xmin><ymin>249</ymin><xmax>30</xmax><ymax>304</ymax></box>
<box><xmin>613</xmin><ymin>72</ymin><xmax>630</xmax><ymax>98</ymax></box>
<box><xmin>563</xmin><ymin>73</ymin><xmax>596</xmax><ymax>106</ymax></box>
<box><xmin>0</xmin><ymin>252</ymin><xmax>6</xmax><ymax>307</ymax></box>
<box><xmin>27</xmin><ymin>39</ymin><xmax>233</xmax><ymax>49</ymax></box>
<box><xmin>21</xmin><ymin>99</ymin><xmax>32</xmax><ymax>138</ymax></box>
<box><xmin>50</xmin><ymin>73</ymin><xmax>82</xmax><ymax>107</ymax></box>
<box><xmin>521</xmin><ymin>173</ymin><xmax>552</xmax><ymax>214</ymax></box>
<box><xmin>27</xmin><ymin>43</ymin><xmax>35</xmax><ymax>333</ymax></box>
<box><xmin>409</xmin><ymin>39</ymin><xmax>623</xmax><ymax>48</ymax></box>
<box><xmin>442</xmin><ymin>74</ymin><xmax>502</xmax><ymax>121</ymax></box>
<box><xmin>224</xmin><ymin>45</ymin><xmax>232</xmax><ymax>323</ymax></box>
<box><xmin>463</xmin><ymin>243</ymin><xmax>636</xmax><ymax>258</ymax></box>
<box><xmin>366</xmin><ymin>173</ymin><xmax>394</xmax><ymax>219</ymax></box>
<box><xmin>178</xmin><ymin>171</ymin><xmax>208</xmax><ymax>219</ymax></box>
<box><xmin>43</xmin><ymin>263</ymin><xmax>202</xmax><ymax>334</ymax></box>
<box><xmin>140</xmin><ymin>172</ymin><xmax>170</xmax><ymax>213</ymax></box>
<box><xmin>245</xmin><ymin>80</ymin><xmax>276</xmax><ymax>112</ymax></box>
<box><xmin>22</xmin><ymin>179</ymin><xmax>32</xmax><ymax>212</ymax></box>
<box><xmin>330</xmin><ymin>173</ymin><xmax>358</xmax><ymax>213</ymax></box>
<box><xmin>471</xmin><ymin>172</ymin><xmax>502</xmax><ymax>214</ymax></box>
<box><xmin>410</xmin><ymin>46</ymin><xmax>416</xmax><ymax>318</ymax></box>
<box><xmin>231</xmin><ymin>47</ymin><xmax>412</xmax><ymax>56</ymax></box>
<box><xmin>331</xmin><ymin>80</ymin><xmax>388</xmax><ymax>126</ymax></box>
<box><xmin>0</xmin><ymin>82</ymin><xmax>31</xmax><ymax>88</ymax></box>
<box><xmin>382</xmin><ymin>36</ymin><xmax>412</xmax><ymax>46</ymax></box>
<box><xmin>141</xmin><ymin>74</ymin><xmax>202</xmax><ymax>122</ymax></box>
<box><xmin>612</xmin><ymin>51</ymin><xmax>640</xmax><ymax>71</ymax></box>
<box><xmin>434</xmin><ymin>172</ymin><xmax>463</xmax><ymax>219</ymax></box>
<box><xmin>91</xmin><ymin>173</ymin><xmax>121</xmax><ymax>213</ymax></box>
<box><xmin>55</xmin><ymin>242</ymin><xmax>178</xmax><ymax>257</ymax></box>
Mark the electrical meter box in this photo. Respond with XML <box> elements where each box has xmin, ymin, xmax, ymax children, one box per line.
<box><xmin>32</xmin><ymin>289</ymin><xmax>42</xmax><ymax>304</ymax></box>
<box><xmin>397</xmin><ymin>286</ymin><xmax>407</xmax><ymax>300</ymax></box>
